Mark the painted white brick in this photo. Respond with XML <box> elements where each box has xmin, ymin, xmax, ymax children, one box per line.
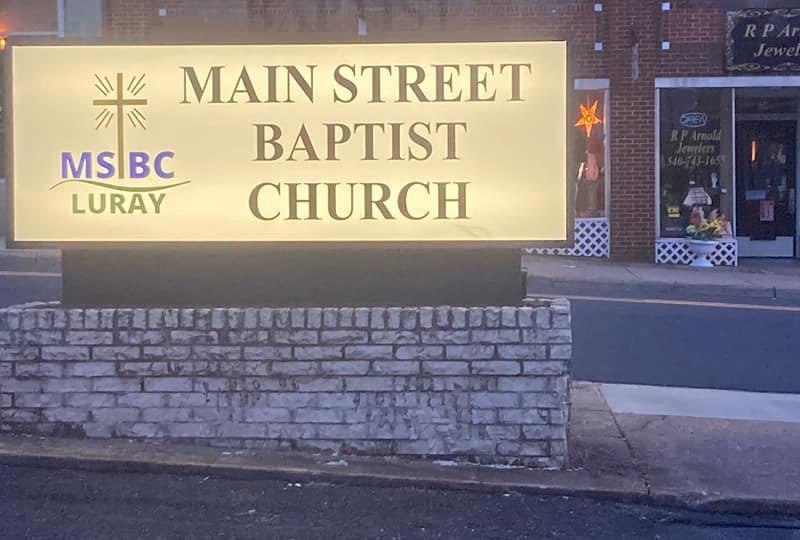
<box><xmin>499</xmin><ymin>409</ymin><xmax>549</xmax><ymax>425</ymax></box>
<box><xmin>484</xmin><ymin>307</ymin><xmax>501</xmax><ymax>328</ymax></box>
<box><xmin>446</xmin><ymin>345</ymin><xmax>494</xmax><ymax>360</ymax></box>
<box><xmin>467</xmin><ymin>308</ymin><xmax>483</xmax><ymax>328</ymax></box>
<box><xmin>322</xmin><ymin>308</ymin><xmax>338</xmax><ymax>328</ymax></box>
<box><xmin>400</xmin><ymin>309</ymin><xmax>417</xmax><ymax>330</ymax></box>
<box><xmin>274</xmin><ymin>308</ymin><xmax>291</xmax><ymax>328</ymax></box>
<box><xmin>243</xmin><ymin>346</ymin><xmax>292</xmax><ymax>361</ymax></box>
<box><xmin>500</xmin><ymin>307</ymin><xmax>517</xmax><ymax>327</ymax></box>
<box><xmin>295</xmin><ymin>378</ymin><xmax>344</xmax><ymax>392</ymax></box>
<box><xmin>227</xmin><ymin>308</ymin><xmax>243</xmax><ymax>329</ymax></box>
<box><xmin>421</xmin><ymin>330</ymin><xmax>470</xmax><ymax>344</ymax></box>
<box><xmin>93</xmin><ymin>408</ymin><xmax>140</xmax><ymax>423</ymax></box>
<box><xmin>497</xmin><ymin>345</ymin><xmax>547</xmax><ymax>360</ymax></box>
<box><xmin>370</xmin><ymin>331</ymin><xmax>419</xmax><ymax>345</ymax></box>
<box><xmin>118</xmin><ymin>362</ymin><xmax>170</xmax><ymax>376</ymax></box>
<box><xmin>93</xmin><ymin>378</ymin><xmax>141</xmax><ymax>392</ymax></box>
<box><xmin>307</xmin><ymin>308</ymin><xmax>323</xmax><ymax>329</ymax></box>
<box><xmin>318</xmin><ymin>361</ymin><xmax>369</xmax><ymax>375</ymax></box>
<box><xmin>294</xmin><ymin>408</ymin><xmax>343</xmax><ymax>423</ymax></box>
<box><xmin>523</xmin><ymin>328</ymin><xmax>571</xmax><ymax>344</ymax></box>
<box><xmin>15</xmin><ymin>363</ymin><xmax>63</xmax><ymax>378</ymax></box>
<box><xmin>117</xmin><ymin>330</ymin><xmax>165</xmax><ymax>345</ymax></box>
<box><xmin>93</xmin><ymin>347</ymin><xmax>141</xmax><ymax>361</ymax></box>
<box><xmin>372</xmin><ymin>361</ymin><xmax>419</xmax><ymax>375</ymax></box>
<box><xmin>345</xmin><ymin>345</ymin><xmax>392</xmax><ymax>360</ymax></box>
<box><xmin>549</xmin><ymin>345</ymin><xmax>573</xmax><ymax>360</ymax></box>
<box><xmin>320</xmin><ymin>330</ymin><xmax>368</xmax><ymax>344</ymax></box>
<box><xmin>66</xmin><ymin>362</ymin><xmax>116</xmax><ymax>377</ymax></box>
<box><xmin>191</xmin><ymin>346</ymin><xmax>242</xmax><ymax>360</ymax></box>
<box><xmin>144</xmin><ymin>378</ymin><xmax>192</xmax><ymax>392</ymax></box>
<box><xmin>470</xmin><ymin>393</ymin><xmax>519</xmax><ymax>408</ymax></box>
<box><xmin>497</xmin><ymin>377</ymin><xmax>550</xmax><ymax>392</ymax></box>
<box><xmin>258</xmin><ymin>308</ymin><xmax>274</xmax><ymax>328</ymax></box>
<box><xmin>339</xmin><ymin>308</ymin><xmax>355</xmax><ymax>328</ymax></box>
<box><xmin>272</xmin><ymin>330</ymin><xmax>318</xmax><ymax>345</ymax></box>
<box><xmin>42</xmin><ymin>346</ymin><xmax>90</xmax><ymax>361</ymax></box>
<box><xmin>269</xmin><ymin>393</ymin><xmax>314</xmax><ymax>408</ymax></box>
<box><xmin>422</xmin><ymin>361</ymin><xmax>469</xmax><ymax>376</ymax></box>
<box><xmin>170</xmin><ymin>331</ymin><xmax>218</xmax><ymax>345</ymax></box>
<box><xmin>243</xmin><ymin>408</ymin><xmax>291</xmax><ymax>422</ymax></box>
<box><xmin>369</xmin><ymin>308</ymin><xmax>386</xmax><ymax>329</ymax></box>
<box><xmin>290</xmin><ymin>308</ymin><xmax>305</xmax><ymax>328</ymax></box>
<box><xmin>522</xmin><ymin>361</ymin><xmax>568</xmax><ymax>376</ymax></box>
<box><xmin>64</xmin><ymin>393</ymin><xmax>116</xmax><ymax>408</ymax></box>
<box><xmin>294</xmin><ymin>346</ymin><xmax>343</xmax><ymax>361</ymax></box>
<box><xmin>471</xmin><ymin>361</ymin><xmax>520</xmax><ymax>375</ymax></box>
<box><xmin>179</xmin><ymin>309</ymin><xmax>195</xmax><ymax>329</ymax></box>
<box><xmin>354</xmin><ymin>308</ymin><xmax>370</xmax><ymax>328</ymax></box>
<box><xmin>271</xmin><ymin>362</ymin><xmax>318</xmax><ymax>376</ymax></box>
<box><xmin>395</xmin><ymin>346</ymin><xmax>443</xmax><ymax>360</ymax></box>
<box><xmin>143</xmin><ymin>346</ymin><xmax>192</xmax><ymax>360</ymax></box>
<box><xmin>44</xmin><ymin>407</ymin><xmax>89</xmax><ymax>423</ymax></box>
<box><xmin>132</xmin><ymin>309</ymin><xmax>147</xmax><ymax>329</ymax></box>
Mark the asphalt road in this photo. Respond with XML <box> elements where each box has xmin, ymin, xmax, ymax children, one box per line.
<box><xmin>2</xmin><ymin>256</ymin><xmax>799</xmax><ymax>393</ymax></box>
<box><xmin>527</xmin><ymin>280</ymin><xmax>800</xmax><ymax>394</ymax></box>
<box><xmin>1</xmin><ymin>464</ymin><xmax>799</xmax><ymax>539</ymax></box>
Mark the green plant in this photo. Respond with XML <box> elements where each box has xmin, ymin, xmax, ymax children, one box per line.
<box><xmin>686</xmin><ymin>209</ymin><xmax>726</xmax><ymax>241</ymax></box>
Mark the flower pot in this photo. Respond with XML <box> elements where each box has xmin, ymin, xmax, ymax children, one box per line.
<box><xmin>687</xmin><ymin>239</ymin><xmax>718</xmax><ymax>268</ymax></box>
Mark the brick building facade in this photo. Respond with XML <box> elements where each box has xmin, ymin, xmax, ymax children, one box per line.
<box><xmin>3</xmin><ymin>1</ymin><xmax>800</xmax><ymax>262</ymax></box>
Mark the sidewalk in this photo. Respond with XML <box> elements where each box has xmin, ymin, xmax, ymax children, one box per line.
<box><xmin>1</xmin><ymin>381</ymin><xmax>798</xmax><ymax>514</ymax></box>
<box><xmin>524</xmin><ymin>254</ymin><xmax>800</xmax><ymax>299</ymax></box>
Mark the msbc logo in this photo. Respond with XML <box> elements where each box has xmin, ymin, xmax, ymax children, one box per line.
<box><xmin>54</xmin><ymin>72</ymin><xmax>189</xmax><ymax>215</ymax></box>
<box><xmin>61</xmin><ymin>151</ymin><xmax>175</xmax><ymax>180</ymax></box>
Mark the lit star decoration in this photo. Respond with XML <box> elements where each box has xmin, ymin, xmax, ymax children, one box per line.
<box><xmin>574</xmin><ymin>99</ymin><xmax>603</xmax><ymax>138</ymax></box>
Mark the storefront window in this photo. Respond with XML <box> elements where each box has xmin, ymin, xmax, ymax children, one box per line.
<box><xmin>574</xmin><ymin>89</ymin><xmax>607</xmax><ymax>218</ymax></box>
<box><xmin>658</xmin><ymin>88</ymin><xmax>733</xmax><ymax>238</ymax></box>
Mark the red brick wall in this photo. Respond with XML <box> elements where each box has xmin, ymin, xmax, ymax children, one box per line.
<box><xmin>102</xmin><ymin>0</ymin><xmax>734</xmax><ymax>261</ymax></box>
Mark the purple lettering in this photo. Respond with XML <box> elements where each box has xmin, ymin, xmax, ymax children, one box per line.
<box><xmin>154</xmin><ymin>151</ymin><xmax>175</xmax><ymax>179</ymax></box>
<box><xmin>61</xmin><ymin>152</ymin><xmax>92</xmax><ymax>179</ymax></box>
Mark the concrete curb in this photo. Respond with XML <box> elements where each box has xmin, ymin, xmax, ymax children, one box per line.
<box><xmin>527</xmin><ymin>276</ymin><xmax>800</xmax><ymax>303</ymax></box>
<box><xmin>0</xmin><ymin>436</ymin><xmax>798</xmax><ymax>517</ymax></box>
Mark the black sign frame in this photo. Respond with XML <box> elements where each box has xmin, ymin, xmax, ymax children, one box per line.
<box><xmin>726</xmin><ymin>8</ymin><xmax>800</xmax><ymax>73</ymax></box>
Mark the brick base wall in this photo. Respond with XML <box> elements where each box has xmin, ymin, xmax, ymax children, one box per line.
<box><xmin>0</xmin><ymin>300</ymin><xmax>571</xmax><ymax>468</ymax></box>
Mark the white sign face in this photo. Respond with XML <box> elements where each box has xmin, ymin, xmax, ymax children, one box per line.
<box><xmin>10</xmin><ymin>41</ymin><xmax>568</xmax><ymax>244</ymax></box>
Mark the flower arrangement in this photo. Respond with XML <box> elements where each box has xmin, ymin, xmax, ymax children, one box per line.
<box><xmin>685</xmin><ymin>208</ymin><xmax>727</xmax><ymax>241</ymax></box>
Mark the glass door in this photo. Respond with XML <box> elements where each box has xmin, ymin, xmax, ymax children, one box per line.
<box><xmin>735</xmin><ymin>121</ymin><xmax>797</xmax><ymax>257</ymax></box>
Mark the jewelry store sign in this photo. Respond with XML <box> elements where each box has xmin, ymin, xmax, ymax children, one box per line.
<box><xmin>727</xmin><ymin>8</ymin><xmax>800</xmax><ymax>72</ymax></box>
<box><xmin>7</xmin><ymin>42</ymin><xmax>568</xmax><ymax>245</ymax></box>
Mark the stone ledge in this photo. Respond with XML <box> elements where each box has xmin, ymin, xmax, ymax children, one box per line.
<box><xmin>0</xmin><ymin>300</ymin><xmax>571</xmax><ymax>468</ymax></box>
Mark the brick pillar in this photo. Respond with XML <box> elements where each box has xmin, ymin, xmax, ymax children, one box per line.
<box><xmin>606</xmin><ymin>1</ymin><xmax>659</xmax><ymax>261</ymax></box>
<box><xmin>104</xmin><ymin>0</ymin><xmax>152</xmax><ymax>39</ymax></box>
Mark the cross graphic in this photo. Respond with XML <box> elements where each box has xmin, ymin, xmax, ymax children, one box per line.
<box><xmin>93</xmin><ymin>72</ymin><xmax>148</xmax><ymax>179</ymax></box>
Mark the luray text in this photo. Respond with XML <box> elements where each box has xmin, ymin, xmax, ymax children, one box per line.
<box><xmin>178</xmin><ymin>62</ymin><xmax>532</xmax><ymax>223</ymax></box>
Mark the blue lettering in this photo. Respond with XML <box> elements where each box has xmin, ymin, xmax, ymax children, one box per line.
<box><xmin>61</xmin><ymin>152</ymin><xmax>92</xmax><ymax>179</ymax></box>
<box><xmin>154</xmin><ymin>151</ymin><xmax>175</xmax><ymax>179</ymax></box>
<box><xmin>96</xmin><ymin>151</ymin><xmax>116</xmax><ymax>179</ymax></box>
<box><xmin>129</xmin><ymin>152</ymin><xmax>150</xmax><ymax>179</ymax></box>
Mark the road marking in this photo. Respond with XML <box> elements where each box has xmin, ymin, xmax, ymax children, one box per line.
<box><xmin>527</xmin><ymin>292</ymin><xmax>800</xmax><ymax>312</ymax></box>
<box><xmin>601</xmin><ymin>383</ymin><xmax>800</xmax><ymax>423</ymax></box>
<box><xmin>0</xmin><ymin>271</ymin><xmax>61</xmax><ymax>278</ymax></box>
